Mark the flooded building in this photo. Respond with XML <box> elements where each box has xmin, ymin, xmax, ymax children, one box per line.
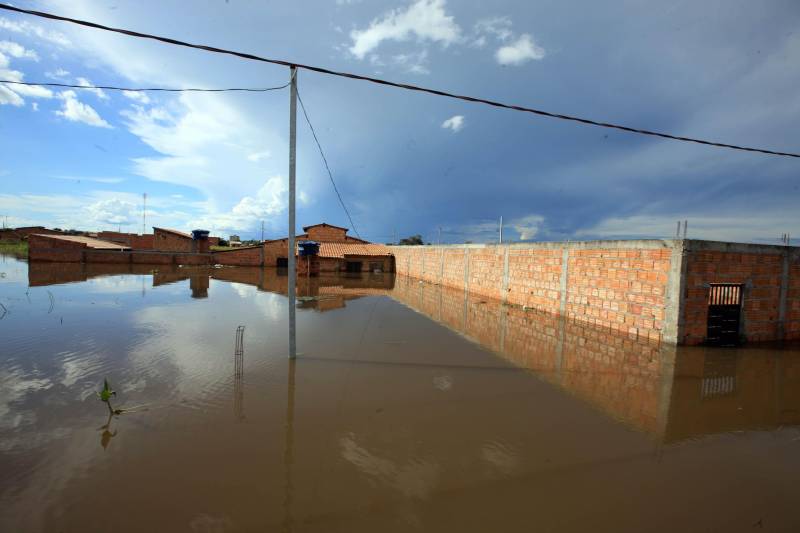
<box><xmin>153</xmin><ymin>227</ymin><xmax>194</xmax><ymax>252</ymax></box>
<box><xmin>214</xmin><ymin>222</ymin><xmax>395</xmax><ymax>273</ymax></box>
<box><xmin>0</xmin><ymin>226</ymin><xmax>61</xmax><ymax>242</ymax></box>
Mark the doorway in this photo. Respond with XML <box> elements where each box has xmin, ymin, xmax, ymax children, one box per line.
<box><xmin>345</xmin><ymin>261</ymin><xmax>362</xmax><ymax>273</ymax></box>
<box><xmin>706</xmin><ymin>284</ymin><xmax>743</xmax><ymax>346</ymax></box>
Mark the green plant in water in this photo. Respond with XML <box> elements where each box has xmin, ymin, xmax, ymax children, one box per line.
<box><xmin>97</xmin><ymin>378</ymin><xmax>122</xmax><ymax>415</ymax></box>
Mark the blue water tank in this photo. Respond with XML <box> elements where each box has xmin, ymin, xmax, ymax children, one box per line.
<box><xmin>298</xmin><ymin>241</ymin><xmax>320</xmax><ymax>256</ymax></box>
<box><xmin>191</xmin><ymin>229</ymin><xmax>210</xmax><ymax>240</ymax></box>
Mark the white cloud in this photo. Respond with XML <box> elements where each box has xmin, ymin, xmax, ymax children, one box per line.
<box><xmin>473</xmin><ymin>16</ymin><xmax>513</xmax><ymax>46</ymax></box>
<box><xmin>0</xmin><ymin>17</ymin><xmax>71</xmax><ymax>47</ymax></box>
<box><xmin>55</xmin><ymin>90</ymin><xmax>112</xmax><ymax>128</ymax></box>
<box><xmin>392</xmin><ymin>49</ymin><xmax>430</xmax><ymax>74</ymax></box>
<box><xmin>247</xmin><ymin>150</ymin><xmax>271</xmax><ymax>162</ymax></box>
<box><xmin>87</xmin><ymin>198</ymin><xmax>138</xmax><ymax>226</ymax></box>
<box><xmin>51</xmin><ymin>175</ymin><xmax>125</xmax><ymax>184</ymax></box>
<box><xmin>122</xmin><ymin>90</ymin><xmax>150</xmax><ymax>104</ymax></box>
<box><xmin>509</xmin><ymin>214</ymin><xmax>545</xmax><ymax>240</ymax></box>
<box><xmin>75</xmin><ymin>77</ymin><xmax>109</xmax><ymax>99</ymax></box>
<box><xmin>45</xmin><ymin>68</ymin><xmax>70</xmax><ymax>80</ymax></box>
<box><xmin>0</xmin><ymin>40</ymin><xmax>39</xmax><ymax>61</ymax></box>
<box><xmin>349</xmin><ymin>0</ymin><xmax>461</xmax><ymax>59</ymax></box>
<box><xmin>196</xmin><ymin>176</ymin><xmax>289</xmax><ymax>232</ymax></box>
<box><xmin>0</xmin><ymin>51</ymin><xmax>53</xmax><ymax>104</ymax></box>
<box><xmin>31</xmin><ymin>102</ymin><xmax>38</xmax><ymax>111</ymax></box>
<box><xmin>495</xmin><ymin>34</ymin><xmax>545</xmax><ymax>66</ymax></box>
<box><xmin>441</xmin><ymin>114</ymin><xmax>464</xmax><ymax>132</ymax></box>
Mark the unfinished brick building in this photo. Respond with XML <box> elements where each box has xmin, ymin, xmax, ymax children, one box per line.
<box><xmin>213</xmin><ymin>222</ymin><xmax>395</xmax><ymax>273</ymax></box>
<box><xmin>389</xmin><ymin>239</ymin><xmax>799</xmax><ymax>346</ymax></box>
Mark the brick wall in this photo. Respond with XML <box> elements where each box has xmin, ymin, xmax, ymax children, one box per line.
<box><xmin>681</xmin><ymin>244</ymin><xmax>800</xmax><ymax>344</ymax></box>
<box><xmin>391</xmin><ymin>242</ymin><xmax>676</xmax><ymax>343</ymax></box>
<box><xmin>97</xmin><ymin>231</ymin><xmax>154</xmax><ymax>250</ymax></box>
<box><xmin>213</xmin><ymin>246</ymin><xmax>264</xmax><ymax>266</ymax></box>
<box><xmin>305</xmin><ymin>225</ymin><xmax>348</xmax><ymax>242</ymax></box>
<box><xmin>391</xmin><ymin>240</ymin><xmax>799</xmax><ymax>345</ymax></box>
<box><xmin>27</xmin><ymin>234</ymin><xmax>85</xmax><ymax>262</ymax></box>
<box><xmin>153</xmin><ymin>229</ymin><xmax>192</xmax><ymax>252</ymax></box>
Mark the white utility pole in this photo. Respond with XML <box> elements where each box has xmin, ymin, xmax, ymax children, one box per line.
<box><xmin>288</xmin><ymin>66</ymin><xmax>298</xmax><ymax>359</ymax></box>
<box><xmin>437</xmin><ymin>226</ymin><xmax>441</xmax><ymax>245</ymax></box>
<box><xmin>142</xmin><ymin>193</ymin><xmax>147</xmax><ymax>235</ymax></box>
<box><xmin>499</xmin><ymin>216</ymin><xmax>503</xmax><ymax>244</ymax></box>
<box><xmin>261</xmin><ymin>220</ymin><xmax>265</xmax><ymax>242</ymax></box>
<box><xmin>683</xmin><ymin>219</ymin><xmax>688</xmax><ymax>239</ymax></box>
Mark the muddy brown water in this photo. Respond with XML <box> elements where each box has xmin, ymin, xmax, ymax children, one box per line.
<box><xmin>1</xmin><ymin>256</ymin><xmax>799</xmax><ymax>532</ymax></box>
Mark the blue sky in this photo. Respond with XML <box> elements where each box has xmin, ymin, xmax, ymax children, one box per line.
<box><xmin>0</xmin><ymin>0</ymin><xmax>798</xmax><ymax>243</ymax></box>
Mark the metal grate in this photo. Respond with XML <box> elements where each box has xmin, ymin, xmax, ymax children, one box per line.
<box><xmin>708</xmin><ymin>284</ymin><xmax>743</xmax><ymax>306</ymax></box>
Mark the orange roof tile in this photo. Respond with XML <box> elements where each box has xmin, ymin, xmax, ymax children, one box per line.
<box><xmin>302</xmin><ymin>222</ymin><xmax>349</xmax><ymax>232</ymax></box>
<box><xmin>316</xmin><ymin>242</ymin><xmax>393</xmax><ymax>259</ymax></box>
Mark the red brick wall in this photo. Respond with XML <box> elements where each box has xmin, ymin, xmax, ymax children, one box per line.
<box><xmin>789</xmin><ymin>257</ymin><xmax>800</xmax><ymax>339</ymax></box>
<box><xmin>682</xmin><ymin>249</ymin><xmax>788</xmax><ymax>344</ymax></box>
<box><xmin>28</xmin><ymin>234</ymin><xmax>85</xmax><ymax>262</ymax></box>
<box><xmin>305</xmin><ymin>226</ymin><xmax>348</xmax><ymax>242</ymax></box>
<box><xmin>213</xmin><ymin>246</ymin><xmax>263</xmax><ymax>266</ymax></box>
<box><xmin>154</xmin><ymin>229</ymin><xmax>192</xmax><ymax>252</ymax></box>
<box><xmin>391</xmin><ymin>243</ymin><xmax>674</xmax><ymax>343</ymax></box>
<box><xmin>97</xmin><ymin>231</ymin><xmax>154</xmax><ymax>250</ymax></box>
<box><xmin>566</xmin><ymin>248</ymin><xmax>671</xmax><ymax>342</ymax></box>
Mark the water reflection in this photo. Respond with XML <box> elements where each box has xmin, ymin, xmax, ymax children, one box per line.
<box><xmin>2</xmin><ymin>258</ymin><xmax>799</xmax><ymax>532</ymax></box>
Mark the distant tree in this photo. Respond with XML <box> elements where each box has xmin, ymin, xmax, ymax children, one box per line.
<box><xmin>398</xmin><ymin>234</ymin><xmax>423</xmax><ymax>245</ymax></box>
<box><xmin>218</xmin><ymin>238</ymin><xmax>229</xmax><ymax>246</ymax></box>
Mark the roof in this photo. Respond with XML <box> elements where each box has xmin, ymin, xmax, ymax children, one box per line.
<box><xmin>33</xmin><ymin>234</ymin><xmax>131</xmax><ymax>250</ymax></box>
<box><xmin>302</xmin><ymin>222</ymin><xmax>349</xmax><ymax>232</ymax></box>
<box><xmin>317</xmin><ymin>242</ymin><xmax>393</xmax><ymax>259</ymax></box>
<box><xmin>153</xmin><ymin>227</ymin><xmax>192</xmax><ymax>239</ymax></box>
<box><xmin>263</xmin><ymin>234</ymin><xmax>309</xmax><ymax>244</ymax></box>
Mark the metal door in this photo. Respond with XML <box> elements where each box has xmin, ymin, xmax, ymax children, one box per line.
<box><xmin>706</xmin><ymin>284</ymin><xmax>743</xmax><ymax>346</ymax></box>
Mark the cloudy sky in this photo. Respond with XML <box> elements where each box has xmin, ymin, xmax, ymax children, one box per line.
<box><xmin>0</xmin><ymin>0</ymin><xmax>798</xmax><ymax>243</ymax></box>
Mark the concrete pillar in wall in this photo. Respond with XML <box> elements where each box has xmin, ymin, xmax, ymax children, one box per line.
<box><xmin>501</xmin><ymin>246</ymin><xmax>510</xmax><ymax>305</ymax></box>
<box><xmin>777</xmin><ymin>249</ymin><xmax>790</xmax><ymax>340</ymax></box>
<box><xmin>559</xmin><ymin>248</ymin><xmax>569</xmax><ymax>316</ymax></box>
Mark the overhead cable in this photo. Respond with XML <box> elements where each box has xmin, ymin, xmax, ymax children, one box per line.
<box><xmin>296</xmin><ymin>86</ymin><xmax>362</xmax><ymax>239</ymax></box>
<box><xmin>0</xmin><ymin>3</ymin><xmax>797</xmax><ymax>158</ymax></box>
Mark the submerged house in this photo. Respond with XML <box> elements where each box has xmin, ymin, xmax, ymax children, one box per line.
<box><xmin>214</xmin><ymin>222</ymin><xmax>395</xmax><ymax>273</ymax></box>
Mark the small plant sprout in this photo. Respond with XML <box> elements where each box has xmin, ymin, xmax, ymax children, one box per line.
<box><xmin>97</xmin><ymin>378</ymin><xmax>122</xmax><ymax>415</ymax></box>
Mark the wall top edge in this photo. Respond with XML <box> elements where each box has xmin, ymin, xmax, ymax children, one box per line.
<box><xmin>387</xmin><ymin>239</ymin><xmax>799</xmax><ymax>254</ymax></box>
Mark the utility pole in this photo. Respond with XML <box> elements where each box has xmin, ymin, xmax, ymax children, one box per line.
<box><xmin>142</xmin><ymin>193</ymin><xmax>147</xmax><ymax>235</ymax></box>
<box><xmin>437</xmin><ymin>226</ymin><xmax>441</xmax><ymax>245</ymax></box>
<box><xmin>288</xmin><ymin>66</ymin><xmax>297</xmax><ymax>359</ymax></box>
<box><xmin>261</xmin><ymin>220</ymin><xmax>264</xmax><ymax>242</ymax></box>
<box><xmin>676</xmin><ymin>221</ymin><xmax>681</xmax><ymax>238</ymax></box>
<box><xmin>499</xmin><ymin>216</ymin><xmax>503</xmax><ymax>244</ymax></box>
<box><xmin>683</xmin><ymin>219</ymin><xmax>688</xmax><ymax>239</ymax></box>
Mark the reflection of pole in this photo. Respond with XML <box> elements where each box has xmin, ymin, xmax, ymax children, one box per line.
<box><xmin>234</xmin><ymin>326</ymin><xmax>245</xmax><ymax>421</ymax></box>
<box><xmin>288</xmin><ymin>66</ymin><xmax>297</xmax><ymax>359</ymax></box>
<box><xmin>282</xmin><ymin>357</ymin><xmax>296</xmax><ymax>533</ymax></box>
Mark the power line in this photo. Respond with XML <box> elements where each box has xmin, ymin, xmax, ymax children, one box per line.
<box><xmin>1</xmin><ymin>2</ymin><xmax>797</xmax><ymax>159</ymax></box>
<box><xmin>295</xmin><ymin>86</ymin><xmax>361</xmax><ymax>239</ymax></box>
<box><xmin>0</xmin><ymin>79</ymin><xmax>289</xmax><ymax>92</ymax></box>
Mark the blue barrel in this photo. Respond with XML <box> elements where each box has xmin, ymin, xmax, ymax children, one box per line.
<box><xmin>298</xmin><ymin>241</ymin><xmax>320</xmax><ymax>256</ymax></box>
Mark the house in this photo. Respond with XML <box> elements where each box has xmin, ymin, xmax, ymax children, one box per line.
<box><xmin>213</xmin><ymin>222</ymin><xmax>395</xmax><ymax>272</ymax></box>
<box><xmin>153</xmin><ymin>227</ymin><xmax>194</xmax><ymax>252</ymax></box>
<box><xmin>0</xmin><ymin>226</ymin><xmax>61</xmax><ymax>243</ymax></box>
<box><xmin>97</xmin><ymin>231</ymin><xmax>155</xmax><ymax>250</ymax></box>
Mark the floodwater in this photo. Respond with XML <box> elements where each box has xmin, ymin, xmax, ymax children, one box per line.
<box><xmin>1</xmin><ymin>255</ymin><xmax>799</xmax><ymax>533</ymax></box>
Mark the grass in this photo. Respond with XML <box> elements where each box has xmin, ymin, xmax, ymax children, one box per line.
<box><xmin>210</xmin><ymin>245</ymin><xmax>237</xmax><ymax>251</ymax></box>
<box><xmin>0</xmin><ymin>242</ymin><xmax>28</xmax><ymax>255</ymax></box>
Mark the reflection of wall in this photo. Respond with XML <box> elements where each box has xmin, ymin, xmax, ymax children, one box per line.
<box><xmin>387</xmin><ymin>275</ymin><xmax>800</xmax><ymax>443</ymax></box>
<box><xmin>664</xmin><ymin>348</ymin><xmax>800</xmax><ymax>442</ymax></box>
<box><xmin>389</xmin><ymin>275</ymin><xmax>671</xmax><ymax>436</ymax></box>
